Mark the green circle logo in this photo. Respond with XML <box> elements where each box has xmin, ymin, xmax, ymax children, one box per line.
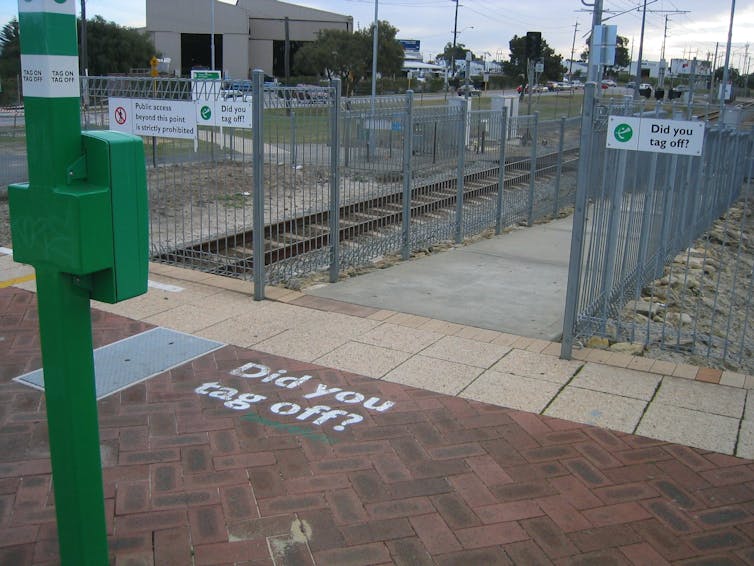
<box><xmin>613</xmin><ymin>123</ymin><xmax>633</xmax><ymax>143</ymax></box>
<box><xmin>200</xmin><ymin>105</ymin><xmax>212</xmax><ymax>120</ymax></box>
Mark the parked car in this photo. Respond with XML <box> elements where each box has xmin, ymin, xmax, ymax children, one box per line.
<box><xmin>601</xmin><ymin>79</ymin><xmax>617</xmax><ymax>89</ymax></box>
<box><xmin>569</xmin><ymin>79</ymin><xmax>583</xmax><ymax>88</ymax></box>
<box><xmin>517</xmin><ymin>84</ymin><xmax>548</xmax><ymax>94</ymax></box>
<box><xmin>219</xmin><ymin>89</ymin><xmax>248</xmax><ymax>100</ymax></box>
<box><xmin>457</xmin><ymin>84</ymin><xmax>481</xmax><ymax>97</ymax></box>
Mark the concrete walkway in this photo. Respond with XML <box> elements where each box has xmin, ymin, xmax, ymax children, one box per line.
<box><xmin>308</xmin><ymin>216</ymin><xmax>574</xmax><ymax>341</ymax></box>
<box><xmin>3</xmin><ymin>249</ymin><xmax>754</xmax><ymax>564</ymax></box>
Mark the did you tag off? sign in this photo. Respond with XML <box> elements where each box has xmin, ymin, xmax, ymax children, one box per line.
<box><xmin>607</xmin><ymin>116</ymin><xmax>705</xmax><ymax>156</ymax></box>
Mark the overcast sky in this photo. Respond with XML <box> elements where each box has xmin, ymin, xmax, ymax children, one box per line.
<box><xmin>3</xmin><ymin>0</ymin><xmax>753</xmax><ymax>69</ymax></box>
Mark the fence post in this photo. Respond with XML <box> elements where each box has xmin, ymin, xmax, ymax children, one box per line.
<box><xmin>495</xmin><ymin>112</ymin><xmax>508</xmax><ymax>235</ymax></box>
<box><xmin>455</xmin><ymin>101</ymin><xmax>467</xmax><ymax>244</ymax></box>
<box><xmin>527</xmin><ymin>111</ymin><xmax>539</xmax><ymax>226</ymax></box>
<box><xmin>657</xmin><ymin>154</ymin><xmax>679</xmax><ymax>276</ymax></box>
<box><xmin>552</xmin><ymin>116</ymin><xmax>566</xmax><ymax>216</ymax></box>
<box><xmin>561</xmin><ymin>82</ymin><xmax>597</xmax><ymax>359</ymax></box>
<box><xmin>252</xmin><ymin>69</ymin><xmax>266</xmax><ymax>300</ymax></box>
<box><xmin>600</xmin><ymin>149</ymin><xmax>628</xmax><ymax>331</ymax></box>
<box><xmin>635</xmin><ymin>152</ymin><xmax>659</xmax><ymax>298</ymax></box>
<box><xmin>401</xmin><ymin>90</ymin><xmax>414</xmax><ymax>260</ymax></box>
<box><xmin>329</xmin><ymin>79</ymin><xmax>342</xmax><ymax>283</ymax></box>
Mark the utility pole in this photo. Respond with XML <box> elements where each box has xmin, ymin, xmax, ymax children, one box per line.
<box><xmin>210</xmin><ymin>0</ymin><xmax>215</xmax><ymax>70</ymax></box>
<box><xmin>632</xmin><ymin>0</ymin><xmax>648</xmax><ymax>98</ymax></box>
<box><xmin>569</xmin><ymin>20</ymin><xmax>579</xmax><ymax>82</ymax></box>
<box><xmin>451</xmin><ymin>0</ymin><xmax>460</xmax><ymax>78</ymax></box>
<box><xmin>658</xmin><ymin>15</ymin><xmax>669</xmax><ymax>88</ymax></box>
<box><xmin>710</xmin><ymin>42</ymin><xmax>719</xmax><ymax>99</ymax></box>
<box><xmin>562</xmin><ymin>0</ymin><xmax>602</xmax><ymax>359</ymax></box>
<box><xmin>745</xmin><ymin>44</ymin><xmax>750</xmax><ymax>97</ymax></box>
<box><xmin>720</xmin><ymin>0</ymin><xmax>736</xmax><ymax>116</ymax></box>
<box><xmin>80</xmin><ymin>0</ymin><xmax>87</xmax><ymax>76</ymax></box>
<box><xmin>586</xmin><ymin>0</ymin><xmax>603</xmax><ymax>83</ymax></box>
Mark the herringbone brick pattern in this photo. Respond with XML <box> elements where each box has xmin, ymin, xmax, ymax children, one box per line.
<box><xmin>2</xmin><ymin>286</ymin><xmax>754</xmax><ymax>564</ymax></box>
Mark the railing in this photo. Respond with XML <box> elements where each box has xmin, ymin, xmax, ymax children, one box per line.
<box><xmin>562</xmin><ymin>87</ymin><xmax>754</xmax><ymax>372</ymax></box>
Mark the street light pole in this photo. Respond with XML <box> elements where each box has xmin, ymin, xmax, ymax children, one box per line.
<box><xmin>632</xmin><ymin>0</ymin><xmax>648</xmax><ymax>99</ymax></box>
<box><xmin>452</xmin><ymin>0</ymin><xmax>459</xmax><ymax>78</ymax></box>
<box><xmin>569</xmin><ymin>20</ymin><xmax>578</xmax><ymax>82</ymax></box>
<box><xmin>371</xmin><ymin>0</ymin><xmax>378</xmax><ymax>102</ymax></box>
<box><xmin>720</xmin><ymin>0</ymin><xmax>736</xmax><ymax>116</ymax></box>
<box><xmin>80</xmin><ymin>0</ymin><xmax>87</xmax><ymax>76</ymax></box>
<box><xmin>211</xmin><ymin>0</ymin><xmax>215</xmax><ymax>70</ymax></box>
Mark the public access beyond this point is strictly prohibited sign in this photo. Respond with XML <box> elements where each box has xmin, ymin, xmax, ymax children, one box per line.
<box><xmin>606</xmin><ymin>115</ymin><xmax>705</xmax><ymax>156</ymax></box>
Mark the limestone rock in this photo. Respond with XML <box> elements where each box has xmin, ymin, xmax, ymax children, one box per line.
<box><xmin>609</xmin><ymin>342</ymin><xmax>645</xmax><ymax>355</ymax></box>
<box><xmin>585</xmin><ymin>336</ymin><xmax>610</xmax><ymax>350</ymax></box>
<box><xmin>625</xmin><ymin>299</ymin><xmax>664</xmax><ymax>316</ymax></box>
<box><xmin>665</xmin><ymin>312</ymin><xmax>693</xmax><ymax>325</ymax></box>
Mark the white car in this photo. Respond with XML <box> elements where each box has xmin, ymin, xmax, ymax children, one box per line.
<box><xmin>219</xmin><ymin>89</ymin><xmax>248</xmax><ymax>100</ymax></box>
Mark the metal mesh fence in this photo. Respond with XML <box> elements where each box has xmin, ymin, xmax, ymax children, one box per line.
<box><xmin>13</xmin><ymin>74</ymin><xmax>754</xmax><ymax>369</ymax></box>
<box><xmin>0</xmin><ymin>107</ymin><xmax>27</xmax><ymax>188</ymax></box>
<box><xmin>6</xmin><ymin>75</ymin><xmax>581</xmax><ymax>288</ymax></box>
<box><xmin>565</xmin><ymin>92</ymin><xmax>754</xmax><ymax>372</ymax></box>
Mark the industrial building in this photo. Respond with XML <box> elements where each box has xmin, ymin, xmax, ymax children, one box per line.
<box><xmin>146</xmin><ymin>0</ymin><xmax>353</xmax><ymax>79</ymax></box>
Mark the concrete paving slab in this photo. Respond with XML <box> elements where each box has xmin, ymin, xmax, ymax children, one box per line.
<box><xmin>490</xmin><ymin>348</ymin><xmax>582</xmax><ymax>384</ymax></box>
<box><xmin>637</xmin><ymin>403</ymin><xmax>740</xmax><ymax>454</ymax></box>
<box><xmin>420</xmin><ymin>335</ymin><xmax>512</xmax><ymax>369</ymax></box>
<box><xmin>571</xmin><ymin>363</ymin><xmax>662</xmax><ymax>401</ymax></box>
<box><xmin>306</xmin><ymin>217</ymin><xmax>573</xmax><ymax>340</ymax></box>
<box><xmin>736</xmin><ymin>420</ymin><xmax>754</xmax><ymax>459</ymax></box>
<box><xmin>292</xmin><ymin>310</ymin><xmax>381</xmax><ymax>339</ymax></box>
<box><xmin>382</xmin><ymin>354</ymin><xmax>483</xmax><ymax>395</ymax></box>
<box><xmin>253</xmin><ymin>327</ymin><xmax>351</xmax><ymax>362</ymax></box>
<box><xmin>314</xmin><ymin>341</ymin><xmax>412</xmax><ymax>379</ymax></box>
<box><xmin>143</xmin><ymin>302</ymin><xmax>233</xmax><ymax>333</ymax></box>
<box><xmin>197</xmin><ymin>317</ymin><xmax>290</xmax><ymax>348</ymax></box>
<box><xmin>355</xmin><ymin>322</ymin><xmax>444</xmax><ymax>354</ymax></box>
<box><xmin>544</xmin><ymin>387</ymin><xmax>647</xmax><ymax>433</ymax></box>
<box><xmin>654</xmin><ymin>376</ymin><xmax>746</xmax><ymax>418</ymax></box>
<box><xmin>746</xmin><ymin>389</ymin><xmax>754</xmax><ymax>421</ymax></box>
<box><xmin>461</xmin><ymin>370</ymin><xmax>562</xmax><ymax>413</ymax></box>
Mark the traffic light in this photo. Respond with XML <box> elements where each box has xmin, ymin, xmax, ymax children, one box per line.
<box><xmin>526</xmin><ymin>31</ymin><xmax>542</xmax><ymax>59</ymax></box>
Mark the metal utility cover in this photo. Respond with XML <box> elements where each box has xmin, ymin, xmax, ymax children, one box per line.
<box><xmin>15</xmin><ymin>327</ymin><xmax>224</xmax><ymax>399</ymax></box>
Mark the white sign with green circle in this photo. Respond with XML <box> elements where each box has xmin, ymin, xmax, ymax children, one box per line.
<box><xmin>195</xmin><ymin>99</ymin><xmax>253</xmax><ymax>129</ymax></box>
<box><xmin>606</xmin><ymin>116</ymin><xmax>705</xmax><ymax>156</ymax></box>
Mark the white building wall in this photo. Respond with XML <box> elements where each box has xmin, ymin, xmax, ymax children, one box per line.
<box><xmin>147</xmin><ymin>0</ymin><xmax>352</xmax><ymax>78</ymax></box>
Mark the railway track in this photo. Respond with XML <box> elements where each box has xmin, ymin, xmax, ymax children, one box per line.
<box><xmin>155</xmin><ymin>147</ymin><xmax>580</xmax><ymax>275</ymax></box>
<box><xmin>154</xmin><ymin>101</ymin><xmax>752</xmax><ymax>277</ymax></box>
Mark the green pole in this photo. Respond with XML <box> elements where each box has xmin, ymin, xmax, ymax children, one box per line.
<box><xmin>16</xmin><ymin>1</ymin><xmax>109</xmax><ymax>563</ymax></box>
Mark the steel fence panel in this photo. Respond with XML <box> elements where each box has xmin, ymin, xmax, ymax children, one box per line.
<box><xmin>565</xmin><ymin>93</ymin><xmax>754</xmax><ymax>372</ymax></box>
<box><xmin>11</xmin><ymin>75</ymin><xmax>754</xmax><ymax>371</ymax></box>
<box><xmin>0</xmin><ymin>107</ymin><xmax>27</xmax><ymax>187</ymax></box>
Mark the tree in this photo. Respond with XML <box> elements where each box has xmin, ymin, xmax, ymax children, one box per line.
<box><xmin>293</xmin><ymin>20</ymin><xmax>404</xmax><ymax>95</ymax></box>
<box><xmin>358</xmin><ymin>21</ymin><xmax>404</xmax><ymax>78</ymax></box>
<box><xmin>0</xmin><ymin>15</ymin><xmax>155</xmax><ymax>79</ymax></box>
<box><xmin>504</xmin><ymin>34</ymin><xmax>563</xmax><ymax>82</ymax></box>
<box><xmin>85</xmin><ymin>16</ymin><xmax>156</xmax><ymax>75</ymax></box>
<box><xmin>436</xmin><ymin>42</ymin><xmax>474</xmax><ymax>70</ymax></box>
<box><xmin>714</xmin><ymin>66</ymin><xmax>740</xmax><ymax>83</ymax></box>
<box><xmin>581</xmin><ymin>34</ymin><xmax>630</xmax><ymax>72</ymax></box>
<box><xmin>0</xmin><ymin>18</ymin><xmax>20</xmax><ymax>78</ymax></box>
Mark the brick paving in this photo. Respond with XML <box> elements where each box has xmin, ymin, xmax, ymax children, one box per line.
<box><xmin>3</xmin><ymin>285</ymin><xmax>754</xmax><ymax>565</ymax></box>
